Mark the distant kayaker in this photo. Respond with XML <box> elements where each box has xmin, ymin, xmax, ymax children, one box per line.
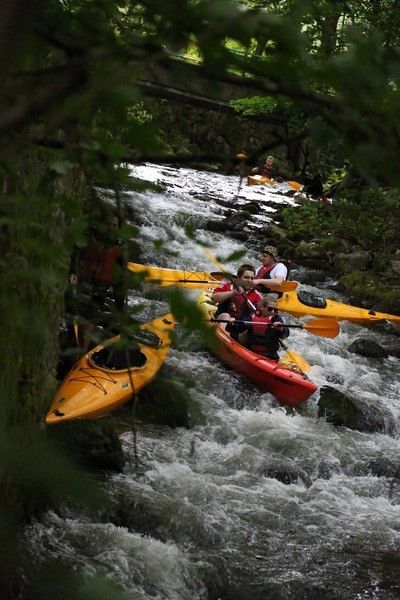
<box><xmin>254</xmin><ymin>245</ymin><xmax>288</xmax><ymax>296</ymax></box>
<box><xmin>238</xmin><ymin>295</ymin><xmax>289</xmax><ymax>360</ymax></box>
<box><xmin>251</xmin><ymin>155</ymin><xmax>277</xmax><ymax>179</ymax></box>
<box><xmin>211</xmin><ymin>264</ymin><xmax>262</xmax><ymax>338</ymax></box>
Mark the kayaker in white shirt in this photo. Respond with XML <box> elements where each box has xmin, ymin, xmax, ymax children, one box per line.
<box><xmin>254</xmin><ymin>245</ymin><xmax>288</xmax><ymax>295</ymax></box>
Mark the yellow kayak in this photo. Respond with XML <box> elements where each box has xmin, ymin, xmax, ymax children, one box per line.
<box><xmin>277</xmin><ymin>290</ymin><xmax>400</xmax><ymax>325</ymax></box>
<box><xmin>46</xmin><ymin>314</ymin><xmax>174</xmax><ymax>424</ymax></box>
<box><xmin>128</xmin><ymin>262</ymin><xmax>224</xmax><ymax>289</ymax></box>
<box><xmin>127</xmin><ymin>264</ymin><xmax>400</xmax><ymax>325</ymax></box>
<box><xmin>247</xmin><ymin>174</ymin><xmax>275</xmax><ymax>186</ymax></box>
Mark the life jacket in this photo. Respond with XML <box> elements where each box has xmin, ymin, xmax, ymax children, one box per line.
<box><xmin>245</xmin><ymin>313</ymin><xmax>284</xmax><ymax>359</ymax></box>
<box><xmin>260</xmin><ymin>162</ymin><xmax>274</xmax><ymax>177</ymax></box>
<box><xmin>214</xmin><ymin>286</ymin><xmax>260</xmax><ymax>320</ymax></box>
<box><xmin>83</xmin><ymin>240</ymin><xmax>122</xmax><ymax>285</ymax></box>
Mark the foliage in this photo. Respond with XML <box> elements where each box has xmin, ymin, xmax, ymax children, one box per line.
<box><xmin>230</xmin><ymin>95</ymin><xmax>292</xmax><ymax>116</ymax></box>
<box><xmin>2</xmin><ymin>0</ymin><xmax>400</xmax><ymax>595</ymax></box>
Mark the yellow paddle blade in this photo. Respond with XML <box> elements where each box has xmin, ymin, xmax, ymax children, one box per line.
<box><xmin>280</xmin><ymin>340</ymin><xmax>311</xmax><ymax>373</ymax></box>
<box><xmin>73</xmin><ymin>319</ymin><xmax>80</xmax><ymax>346</ymax></box>
<box><xmin>303</xmin><ymin>318</ymin><xmax>340</xmax><ymax>338</ymax></box>
<box><xmin>202</xmin><ymin>248</ymin><xmax>227</xmax><ymax>273</ymax></box>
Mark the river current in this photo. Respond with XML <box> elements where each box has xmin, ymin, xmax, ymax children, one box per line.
<box><xmin>26</xmin><ymin>165</ymin><xmax>400</xmax><ymax>599</ymax></box>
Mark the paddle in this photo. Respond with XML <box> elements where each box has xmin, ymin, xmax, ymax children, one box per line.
<box><xmin>211</xmin><ymin>317</ymin><xmax>339</xmax><ymax>339</ymax></box>
<box><xmin>279</xmin><ymin>339</ymin><xmax>311</xmax><ymax>373</ymax></box>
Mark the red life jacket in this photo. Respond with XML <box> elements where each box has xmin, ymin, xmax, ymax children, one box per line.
<box><xmin>83</xmin><ymin>241</ymin><xmax>122</xmax><ymax>285</ymax></box>
<box><xmin>257</xmin><ymin>263</ymin><xmax>275</xmax><ymax>280</ymax></box>
<box><xmin>261</xmin><ymin>162</ymin><xmax>274</xmax><ymax>177</ymax></box>
<box><xmin>246</xmin><ymin>313</ymin><xmax>282</xmax><ymax>359</ymax></box>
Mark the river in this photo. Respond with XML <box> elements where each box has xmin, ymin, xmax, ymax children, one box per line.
<box><xmin>25</xmin><ymin>164</ymin><xmax>400</xmax><ymax>599</ymax></box>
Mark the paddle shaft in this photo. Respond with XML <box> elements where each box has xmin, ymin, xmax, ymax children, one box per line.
<box><xmin>213</xmin><ymin>319</ymin><xmax>302</xmax><ymax>328</ymax></box>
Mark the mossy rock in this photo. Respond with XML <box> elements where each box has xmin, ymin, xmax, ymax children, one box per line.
<box><xmin>318</xmin><ymin>386</ymin><xmax>395</xmax><ymax>435</ymax></box>
<box><xmin>136</xmin><ymin>378</ymin><xmax>191</xmax><ymax>428</ymax></box>
<box><xmin>348</xmin><ymin>338</ymin><xmax>389</xmax><ymax>359</ymax></box>
<box><xmin>47</xmin><ymin>421</ymin><xmax>125</xmax><ymax>472</ymax></box>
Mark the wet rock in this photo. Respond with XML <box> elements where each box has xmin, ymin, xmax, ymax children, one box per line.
<box><xmin>325</xmin><ymin>373</ymin><xmax>345</xmax><ymax>385</ymax></box>
<box><xmin>348</xmin><ymin>338</ymin><xmax>389</xmax><ymax>358</ymax></box>
<box><xmin>241</xmin><ymin>201</ymin><xmax>262</xmax><ymax>214</ymax></box>
<box><xmin>232</xmin><ymin>220</ymin><xmax>249</xmax><ymax>231</ymax></box>
<box><xmin>367</xmin><ymin>458</ymin><xmax>400</xmax><ymax>478</ymax></box>
<box><xmin>318</xmin><ymin>386</ymin><xmax>396</xmax><ymax>435</ymax></box>
<box><xmin>386</xmin><ymin>344</ymin><xmax>400</xmax><ymax>358</ymax></box>
<box><xmin>294</xmin><ymin>240</ymin><xmax>331</xmax><ymax>262</ymax></box>
<box><xmin>371</xmin><ymin>320</ymin><xmax>400</xmax><ymax>337</ymax></box>
<box><xmin>262</xmin><ymin>459</ymin><xmax>311</xmax><ymax>486</ymax></box>
<box><xmin>295</xmin><ymin>270</ymin><xmax>328</xmax><ymax>285</ymax></box>
<box><xmin>318</xmin><ymin>459</ymin><xmax>342</xmax><ymax>480</ymax></box>
<box><xmin>333</xmin><ymin>250</ymin><xmax>371</xmax><ymax>274</ymax></box>
<box><xmin>137</xmin><ymin>378</ymin><xmax>190</xmax><ymax>428</ymax></box>
<box><xmin>48</xmin><ymin>421</ymin><xmax>125</xmax><ymax>472</ymax></box>
<box><xmin>262</xmin><ymin>224</ymin><xmax>288</xmax><ymax>242</ymax></box>
<box><xmin>385</xmin><ymin>259</ymin><xmax>400</xmax><ymax>277</ymax></box>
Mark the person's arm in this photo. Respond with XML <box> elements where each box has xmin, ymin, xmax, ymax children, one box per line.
<box><xmin>270</xmin><ymin>315</ymin><xmax>289</xmax><ymax>338</ymax></box>
<box><xmin>211</xmin><ymin>284</ymin><xmax>241</xmax><ymax>304</ymax></box>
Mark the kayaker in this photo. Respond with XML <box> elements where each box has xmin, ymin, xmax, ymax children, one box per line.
<box><xmin>254</xmin><ymin>245</ymin><xmax>288</xmax><ymax>296</ymax></box>
<box><xmin>66</xmin><ymin>211</ymin><xmax>128</xmax><ymax>347</ymax></box>
<box><xmin>211</xmin><ymin>264</ymin><xmax>262</xmax><ymax>338</ymax></box>
<box><xmin>251</xmin><ymin>155</ymin><xmax>277</xmax><ymax>179</ymax></box>
<box><xmin>238</xmin><ymin>295</ymin><xmax>289</xmax><ymax>360</ymax></box>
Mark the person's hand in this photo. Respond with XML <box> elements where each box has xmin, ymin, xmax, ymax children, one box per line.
<box><xmin>69</xmin><ymin>273</ymin><xmax>78</xmax><ymax>285</ymax></box>
<box><xmin>271</xmin><ymin>322</ymin><xmax>283</xmax><ymax>330</ymax></box>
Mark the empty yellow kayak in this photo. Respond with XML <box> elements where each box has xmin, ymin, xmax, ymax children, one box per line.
<box><xmin>277</xmin><ymin>290</ymin><xmax>400</xmax><ymax>325</ymax></box>
<box><xmin>128</xmin><ymin>262</ymin><xmax>224</xmax><ymax>289</ymax></box>
<box><xmin>46</xmin><ymin>314</ymin><xmax>175</xmax><ymax>424</ymax></box>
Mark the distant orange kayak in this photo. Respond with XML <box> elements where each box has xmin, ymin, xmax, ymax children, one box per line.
<box><xmin>247</xmin><ymin>174</ymin><xmax>275</xmax><ymax>186</ymax></box>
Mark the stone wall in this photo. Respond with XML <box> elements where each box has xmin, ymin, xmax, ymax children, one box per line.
<box><xmin>148</xmin><ymin>98</ymin><xmax>288</xmax><ymax>169</ymax></box>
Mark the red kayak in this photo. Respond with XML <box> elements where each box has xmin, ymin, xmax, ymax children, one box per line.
<box><xmin>198</xmin><ymin>292</ymin><xmax>317</xmax><ymax>407</ymax></box>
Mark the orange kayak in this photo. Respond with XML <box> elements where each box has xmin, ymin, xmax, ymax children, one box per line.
<box><xmin>46</xmin><ymin>314</ymin><xmax>174</xmax><ymax>424</ymax></box>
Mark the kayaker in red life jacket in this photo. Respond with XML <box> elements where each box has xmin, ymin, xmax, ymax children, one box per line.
<box><xmin>254</xmin><ymin>245</ymin><xmax>288</xmax><ymax>295</ymax></box>
<box><xmin>68</xmin><ymin>213</ymin><xmax>127</xmax><ymax>325</ymax></box>
<box><xmin>238</xmin><ymin>295</ymin><xmax>289</xmax><ymax>360</ymax></box>
<box><xmin>211</xmin><ymin>264</ymin><xmax>262</xmax><ymax>338</ymax></box>
<box><xmin>251</xmin><ymin>155</ymin><xmax>284</xmax><ymax>182</ymax></box>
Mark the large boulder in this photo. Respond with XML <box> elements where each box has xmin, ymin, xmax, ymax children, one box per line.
<box><xmin>348</xmin><ymin>338</ymin><xmax>389</xmax><ymax>358</ymax></box>
<box><xmin>318</xmin><ymin>386</ymin><xmax>396</xmax><ymax>434</ymax></box>
<box><xmin>136</xmin><ymin>378</ymin><xmax>190</xmax><ymax>428</ymax></box>
<box><xmin>385</xmin><ymin>259</ymin><xmax>400</xmax><ymax>278</ymax></box>
<box><xmin>333</xmin><ymin>250</ymin><xmax>371</xmax><ymax>274</ymax></box>
<box><xmin>48</xmin><ymin>421</ymin><xmax>125</xmax><ymax>472</ymax></box>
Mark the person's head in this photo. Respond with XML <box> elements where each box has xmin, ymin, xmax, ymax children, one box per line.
<box><xmin>236</xmin><ymin>264</ymin><xmax>256</xmax><ymax>289</ymax></box>
<box><xmin>266</xmin><ymin>155</ymin><xmax>274</xmax><ymax>164</ymax></box>
<box><xmin>257</xmin><ymin>294</ymin><xmax>279</xmax><ymax>316</ymax></box>
<box><xmin>260</xmin><ymin>245</ymin><xmax>278</xmax><ymax>265</ymax></box>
